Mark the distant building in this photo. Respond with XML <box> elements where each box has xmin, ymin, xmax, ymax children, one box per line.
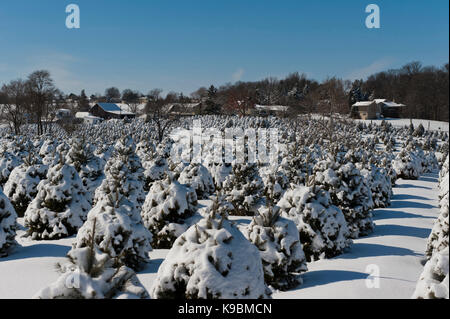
<box><xmin>352</xmin><ymin>101</ymin><xmax>381</xmax><ymax>120</ymax></box>
<box><xmin>75</xmin><ymin>112</ymin><xmax>103</xmax><ymax>125</ymax></box>
<box><xmin>374</xmin><ymin>99</ymin><xmax>405</xmax><ymax>118</ymax></box>
<box><xmin>254</xmin><ymin>104</ymin><xmax>289</xmax><ymax>116</ymax></box>
<box><xmin>55</xmin><ymin>108</ymin><xmax>73</xmax><ymax>123</ymax></box>
<box><xmin>90</xmin><ymin>103</ymin><xmax>136</xmax><ymax>120</ymax></box>
<box><xmin>165</xmin><ymin>103</ymin><xmax>202</xmax><ymax>116</ymax></box>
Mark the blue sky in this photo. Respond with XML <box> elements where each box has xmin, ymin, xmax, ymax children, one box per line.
<box><xmin>0</xmin><ymin>0</ymin><xmax>448</xmax><ymax>96</ymax></box>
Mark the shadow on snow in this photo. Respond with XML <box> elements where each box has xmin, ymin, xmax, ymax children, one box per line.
<box><xmin>2</xmin><ymin>243</ymin><xmax>70</xmax><ymax>261</ymax></box>
<box><xmin>368</xmin><ymin>224</ymin><xmax>431</xmax><ymax>239</ymax></box>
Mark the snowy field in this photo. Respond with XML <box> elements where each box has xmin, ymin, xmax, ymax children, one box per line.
<box><xmin>0</xmin><ymin>173</ymin><xmax>440</xmax><ymax>298</ymax></box>
<box><xmin>0</xmin><ymin>116</ymin><xmax>448</xmax><ymax>299</ymax></box>
<box><xmin>357</xmin><ymin>118</ymin><xmax>449</xmax><ymax>133</ymax></box>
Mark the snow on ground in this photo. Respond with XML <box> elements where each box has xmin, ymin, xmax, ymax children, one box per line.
<box><xmin>0</xmin><ymin>173</ymin><xmax>441</xmax><ymax>299</ymax></box>
<box><xmin>274</xmin><ymin>172</ymin><xmax>440</xmax><ymax>299</ymax></box>
<box><xmin>357</xmin><ymin>118</ymin><xmax>449</xmax><ymax>133</ymax></box>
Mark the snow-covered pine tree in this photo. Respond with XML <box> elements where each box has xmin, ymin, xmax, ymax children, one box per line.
<box><xmin>261</xmin><ymin>166</ymin><xmax>289</xmax><ymax>202</ymax></box>
<box><xmin>136</xmin><ymin>138</ymin><xmax>156</xmax><ymax>167</ymax></box>
<box><xmin>178</xmin><ymin>163</ymin><xmax>215</xmax><ymax>199</ymax></box>
<box><xmin>412</xmin><ymin>246</ymin><xmax>449</xmax><ymax>299</ymax></box>
<box><xmin>151</xmin><ymin>205</ymin><xmax>270</xmax><ymax>299</ymax></box>
<box><xmin>360</xmin><ymin>161</ymin><xmax>393</xmax><ymax>209</ymax></box>
<box><xmin>277</xmin><ymin>184</ymin><xmax>351</xmax><ymax>261</ymax></box>
<box><xmin>92</xmin><ymin>136</ymin><xmax>146</xmax><ymax>210</ymax></box>
<box><xmin>426</xmin><ymin>156</ymin><xmax>449</xmax><ymax>259</ymax></box>
<box><xmin>3</xmin><ymin>153</ymin><xmax>48</xmax><ymax>217</ymax></box>
<box><xmin>245</xmin><ymin>202</ymin><xmax>307</xmax><ymax>290</ymax></box>
<box><xmin>71</xmin><ymin>136</ymin><xmax>151</xmax><ymax>270</ymax></box>
<box><xmin>392</xmin><ymin>144</ymin><xmax>423</xmax><ymax>180</ymax></box>
<box><xmin>222</xmin><ymin>163</ymin><xmax>264</xmax><ymax>216</ymax></box>
<box><xmin>0</xmin><ymin>148</ymin><xmax>21</xmax><ymax>187</ymax></box>
<box><xmin>143</xmin><ymin>156</ymin><xmax>168</xmax><ymax>191</ymax></box>
<box><xmin>141</xmin><ymin>176</ymin><xmax>198</xmax><ymax>248</ymax></box>
<box><xmin>24</xmin><ymin>154</ymin><xmax>91</xmax><ymax>240</ymax></box>
<box><xmin>65</xmin><ymin>137</ymin><xmax>105</xmax><ymax>204</ymax></box>
<box><xmin>0</xmin><ymin>189</ymin><xmax>18</xmax><ymax>257</ymax></box>
<box><xmin>39</xmin><ymin>139</ymin><xmax>57</xmax><ymax>165</ymax></box>
<box><xmin>312</xmin><ymin>160</ymin><xmax>374</xmax><ymax>239</ymax></box>
<box><xmin>35</xmin><ymin>218</ymin><xmax>149</xmax><ymax>299</ymax></box>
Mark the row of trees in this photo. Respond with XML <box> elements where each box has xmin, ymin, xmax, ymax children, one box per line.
<box><xmin>194</xmin><ymin>62</ymin><xmax>448</xmax><ymax>121</ymax></box>
<box><xmin>362</xmin><ymin>62</ymin><xmax>449</xmax><ymax>121</ymax></box>
<box><xmin>0</xmin><ymin>71</ymin><xmax>61</xmax><ymax>135</ymax></box>
<box><xmin>1</xmin><ymin>61</ymin><xmax>448</xmax><ymax>135</ymax></box>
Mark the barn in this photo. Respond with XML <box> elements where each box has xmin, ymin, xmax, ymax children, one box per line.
<box><xmin>374</xmin><ymin>99</ymin><xmax>405</xmax><ymax>118</ymax></box>
<box><xmin>351</xmin><ymin>101</ymin><xmax>381</xmax><ymax>120</ymax></box>
<box><xmin>90</xmin><ymin>103</ymin><xmax>136</xmax><ymax>120</ymax></box>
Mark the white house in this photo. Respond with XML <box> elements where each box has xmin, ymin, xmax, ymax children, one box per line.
<box><xmin>75</xmin><ymin>112</ymin><xmax>103</xmax><ymax>125</ymax></box>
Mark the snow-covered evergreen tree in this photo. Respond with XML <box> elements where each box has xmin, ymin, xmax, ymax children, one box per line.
<box><xmin>260</xmin><ymin>166</ymin><xmax>289</xmax><ymax>202</ymax></box>
<box><xmin>312</xmin><ymin>160</ymin><xmax>374</xmax><ymax>239</ymax></box>
<box><xmin>0</xmin><ymin>189</ymin><xmax>18</xmax><ymax>257</ymax></box>
<box><xmin>24</xmin><ymin>156</ymin><xmax>91</xmax><ymax>240</ymax></box>
<box><xmin>72</xmin><ymin>136</ymin><xmax>152</xmax><ymax>271</ymax></box>
<box><xmin>426</xmin><ymin>156</ymin><xmax>449</xmax><ymax>258</ymax></box>
<box><xmin>245</xmin><ymin>204</ymin><xmax>307</xmax><ymax>290</ymax></box>
<box><xmin>151</xmin><ymin>209</ymin><xmax>270</xmax><ymax>299</ymax></box>
<box><xmin>178</xmin><ymin>163</ymin><xmax>215</xmax><ymax>199</ymax></box>
<box><xmin>65</xmin><ymin>138</ymin><xmax>105</xmax><ymax>204</ymax></box>
<box><xmin>392</xmin><ymin>147</ymin><xmax>423</xmax><ymax>180</ymax></box>
<box><xmin>35</xmin><ymin>218</ymin><xmax>149</xmax><ymax>299</ymax></box>
<box><xmin>3</xmin><ymin>154</ymin><xmax>47</xmax><ymax>217</ymax></box>
<box><xmin>141</xmin><ymin>176</ymin><xmax>198</xmax><ymax>248</ymax></box>
<box><xmin>222</xmin><ymin>163</ymin><xmax>264</xmax><ymax>216</ymax></box>
<box><xmin>360</xmin><ymin>163</ymin><xmax>392</xmax><ymax>209</ymax></box>
<box><xmin>278</xmin><ymin>184</ymin><xmax>351</xmax><ymax>261</ymax></box>
<box><xmin>412</xmin><ymin>246</ymin><xmax>449</xmax><ymax>299</ymax></box>
<box><xmin>93</xmin><ymin>136</ymin><xmax>146</xmax><ymax>210</ymax></box>
<box><xmin>0</xmin><ymin>149</ymin><xmax>21</xmax><ymax>187</ymax></box>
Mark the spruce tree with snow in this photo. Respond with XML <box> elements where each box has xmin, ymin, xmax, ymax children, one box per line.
<box><xmin>136</xmin><ymin>138</ymin><xmax>156</xmax><ymax>166</ymax></box>
<box><xmin>24</xmin><ymin>155</ymin><xmax>91</xmax><ymax>240</ymax></box>
<box><xmin>245</xmin><ymin>203</ymin><xmax>307</xmax><ymax>290</ymax></box>
<box><xmin>65</xmin><ymin>138</ymin><xmax>105</xmax><ymax>204</ymax></box>
<box><xmin>93</xmin><ymin>136</ymin><xmax>146</xmax><ymax>210</ymax></box>
<box><xmin>72</xmin><ymin>136</ymin><xmax>152</xmax><ymax>270</ymax></box>
<box><xmin>413</xmin><ymin>123</ymin><xmax>425</xmax><ymax>137</ymax></box>
<box><xmin>0</xmin><ymin>189</ymin><xmax>18</xmax><ymax>257</ymax></box>
<box><xmin>222</xmin><ymin>163</ymin><xmax>264</xmax><ymax>216</ymax></box>
<box><xmin>421</xmin><ymin>151</ymin><xmax>439</xmax><ymax>173</ymax></box>
<box><xmin>312</xmin><ymin>160</ymin><xmax>374</xmax><ymax>239</ymax></box>
<box><xmin>3</xmin><ymin>154</ymin><xmax>48</xmax><ymax>217</ymax></box>
<box><xmin>277</xmin><ymin>184</ymin><xmax>351</xmax><ymax>261</ymax></box>
<box><xmin>380</xmin><ymin>155</ymin><xmax>398</xmax><ymax>187</ymax></box>
<box><xmin>360</xmin><ymin>162</ymin><xmax>393</xmax><ymax>209</ymax></box>
<box><xmin>39</xmin><ymin>139</ymin><xmax>56</xmax><ymax>165</ymax></box>
<box><xmin>426</xmin><ymin>156</ymin><xmax>449</xmax><ymax>259</ymax></box>
<box><xmin>143</xmin><ymin>156</ymin><xmax>168</xmax><ymax>191</ymax></box>
<box><xmin>178</xmin><ymin>163</ymin><xmax>215</xmax><ymax>199</ymax></box>
<box><xmin>260</xmin><ymin>166</ymin><xmax>289</xmax><ymax>202</ymax></box>
<box><xmin>392</xmin><ymin>148</ymin><xmax>423</xmax><ymax>180</ymax></box>
<box><xmin>36</xmin><ymin>219</ymin><xmax>149</xmax><ymax>299</ymax></box>
<box><xmin>141</xmin><ymin>175</ymin><xmax>198</xmax><ymax>249</ymax></box>
<box><xmin>151</xmin><ymin>205</ymin><xmax>270</xmax><ymax>299</ymax></box>
<box><xmin>208</xmin><ymin>162</ymin><xmax>232</xmax><ymax>190</ymax></box>
<box><xmin>412</xmin><ymin>247</ymin><xmax>449</xmax><ymax>299</ymax></box>
<box><xmin>0</xmin><ymin>149</ymin><xmax>21</xmax><ymax>187</ymax></box>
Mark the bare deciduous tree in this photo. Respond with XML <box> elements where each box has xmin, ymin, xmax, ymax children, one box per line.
<box><xmin>0</xmin><ymin>79</ymin><xmax>29</xmax><ymax>135</ymax></box>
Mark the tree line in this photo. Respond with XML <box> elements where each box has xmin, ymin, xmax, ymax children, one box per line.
<box><xmin>1</xmin><ymin>61</ymin><xmax>448</xmax><ymax>135</ymax></box>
